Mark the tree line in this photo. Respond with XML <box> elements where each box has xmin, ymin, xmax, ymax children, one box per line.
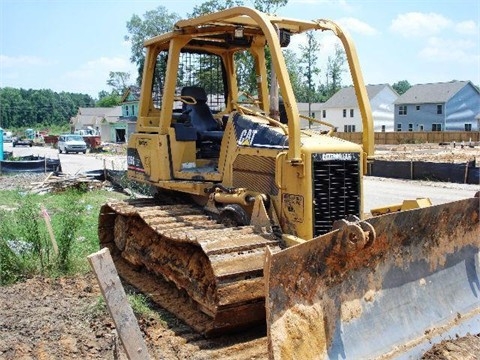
<box><xmin>0</xmin><ymin>87</ymin><xmax>94</xmax><ymax>130</ymax></box>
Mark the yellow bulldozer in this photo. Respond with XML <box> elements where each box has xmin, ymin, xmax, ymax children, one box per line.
<box><xmin>98</xmin><ymin>7</ymin><xmax>479</xmax><ymax>359</ymax></box>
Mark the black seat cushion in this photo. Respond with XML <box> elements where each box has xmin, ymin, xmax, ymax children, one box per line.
<box><xmin>181</xmin><ymin>86</ymin><xmax>222</xmax><ymax>133</ymax></box>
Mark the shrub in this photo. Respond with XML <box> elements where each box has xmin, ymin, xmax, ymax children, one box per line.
<box><xmin>0</xmin><ymin>188</ymin><xmax>127</xmax><ymax>284</ymax></box>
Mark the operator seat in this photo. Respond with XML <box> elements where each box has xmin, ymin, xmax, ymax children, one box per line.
<box><xmin>181</xmin><ymin>86</ymin><xmax>223</xmax><ymax>143</ymax></box>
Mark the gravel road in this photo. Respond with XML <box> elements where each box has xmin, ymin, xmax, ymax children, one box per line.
<box><xmin>3</xmin><ymin>142</ymin><xmax>126</xmax><ymax>174</ymax></box>
<box><xmin>364</xmin><ymin>176</ymin><xmax>478</xmax><ymax>212</ymax></box>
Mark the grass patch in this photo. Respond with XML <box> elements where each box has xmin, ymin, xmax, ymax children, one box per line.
<box><xmin>128</xmin><ymin>293</ymin><xmax>155</xmax><ymax>318</ymax></box>
<box><xmin>0</xmin><ymin>187</ymin><xmax>128</xmax><ymax>285</ymax></box>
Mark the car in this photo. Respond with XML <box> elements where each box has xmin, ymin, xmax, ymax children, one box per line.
<box><xmin>13</xmin><ymin>137</ymin><xmax>33</xmax><ymax>147</ymax></box>
<box><xmin>58</xmin><ymin>134</ymin><xmax>87</xmax><ymax>154</ymax></box>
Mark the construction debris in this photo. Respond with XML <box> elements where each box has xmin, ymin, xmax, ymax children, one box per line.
<box><xmin>29</xmin><ymin>172</ymin><xmax>106</xmax><ymax>194</ymax></box>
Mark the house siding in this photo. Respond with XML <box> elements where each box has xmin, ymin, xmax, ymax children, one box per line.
<box><xmin>445</xmin><ymin>84</ymin><xmax>480</xmax><ymax>131</ymax></box>
<box><xmin>320</xmin><ymin>84</ymin><xmax>398</xmax><ymax>132</ymax></box>
<box><xmin>322</xmin><ymin>108</ymin><xmax>360</xmax><ymax>132</ymax></box>
<box><xmin>395</xmin><ymin>103</ymin><xmax>445</xmax><ymax>131</ymax></box>
<box><xmin>122</xmin><ymin>103</ymin><xmax>138</xmax><ymax>118</ymax></box>
<box><xmin>370</xmin><ymin>87</ymin><xmax>397</xmax><ymax>132</ymax></box>
<box><xmin>394</xmin><ymin>81</ymin><xmax>480</xmax><ymax>132</ymax></box>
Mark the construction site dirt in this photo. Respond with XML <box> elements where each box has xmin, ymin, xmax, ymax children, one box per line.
<box><xmin>1</xmin><ymin>273</ymin><xmax>479</xmax><ymax>360</ymax></box>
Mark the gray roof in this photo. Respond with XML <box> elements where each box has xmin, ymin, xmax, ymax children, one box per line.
<box><xmin>394</xmin><ymin>80</ymin><xmax>473</xmax><ymax>105</ymax></box>
<box><xmin>322</xmin><ymin>84</ymin><xmax>395</xmax><ymax>108</ymax></box>
<box><xmin>78</xmin><ymin>107</ymin><xmax>122</xmax><ymax>117</ymax></box>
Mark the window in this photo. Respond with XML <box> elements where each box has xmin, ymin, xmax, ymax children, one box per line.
<box><xmin>350</xmin><ymin>109</ymin><xmax>354</xmax><ymax>117</ymax></box>
<box><xmin>131</xmin><ymin>105</ymin><xmax>135</xmax><ymax>115</ymax></box>
<box><xmin>432</xmin><ymin>123</ymin><xmax>442</xmax><ymax>131</ymax></box>
<box><xmin>343</xmin><ymin>109</ymin><xmax>347</xmax><ymax>118</ymax></box>
<box><xmin>408</xmin><ymin>123</ymin><xmax>413</xmax><ymax>132</ymax></box>
<box><xmin>436</xmin><ymin>104</ymin><xmax>443</xmax><ymax>114</ymax></box>
<box><xmin>419</xmin><ymin>124</ymin><xmax>424</xmax><ymax>131</ymax></box>
<box><xmin>396</xmin><ymin>123</ymin><xmax>402</xmax><ymax>131</ymax></box>
<box><xmin>322</xmin><ymin>110</ymin><xmax>326</xmax><ymax>118</ymax></box>
<box><xmin>399</xmin><ymin>105</ymin><xmax>407</xmax><ymax>115</ymax></box>
<box><xmin>381</xmin><ymin>125</ymin><xmax>386</xmax><ymax>132</ymax></box>
<box><xmin>125</xmin><ymin>106</ymin><xmax>129</xmax><ymax>116</ymax></box>
<box><xmin>344</xmin><ymin>125</ymin><xmax>356</xmax><ymax>132</ymax></box>
<box><xmin>465</xmin><ymin>124</ymin><xmax>472</xmax><ymax>131</ymax></box>
<box><xmin>416</xmin><ymin>105</ymin><xmax>420</xmax><ymax>111</ymax></box>
<box><xmin>311</xmin><ymin>112</ymin><xmax>315</xmax><ymax>118</ymax></box>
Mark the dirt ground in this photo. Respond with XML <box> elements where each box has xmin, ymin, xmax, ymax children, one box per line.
<box><xmin>1</xmin><ymin>143</ymin><xmax>479</xmax><ymax>359</ymax></box>
<box><xmin>0</xmin><ymin>274</ymin><xmax>268</xmax><ymax>360</ymax></box>
<box><xmin>1</xmin><ymin>274</ymin><xmax>479</xmax><ymax>360</ymax></box>
<box><xmin>374</xmin><ymin>142</ymin><xmax>480</xmax><ymax>163</ymax></box>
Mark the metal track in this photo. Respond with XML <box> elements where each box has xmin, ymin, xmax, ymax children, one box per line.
<box><xmin>98</xmin><ymin>198</ymin><xmax>281</xmax><ymax>335</ymax></box>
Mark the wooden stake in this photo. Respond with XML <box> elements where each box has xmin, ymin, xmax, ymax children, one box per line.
<box><xmin>88</xmin><ymin>248</ymin><xmax>150</xmax><ymax>360</ymax></box>
<box><xmin>103</xmin><ymin>158</ymin><xmax>107</xmax><ymax>181</ymax></box>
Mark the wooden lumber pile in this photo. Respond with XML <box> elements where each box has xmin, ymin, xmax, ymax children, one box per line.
<box><xmin>29</xmin><ymin>172</ymin><xmax>105</xmax><ymax>194</ymax></box>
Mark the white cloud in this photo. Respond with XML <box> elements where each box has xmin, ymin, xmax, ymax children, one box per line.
<box><xmin>0</xmin><ymin>55</ymin><xmax>53</xmax><ymax>67</ymax></box>
<box><xmin>62</xmin><ymin>56</ymin><xmax>137</xmax><ymax>97</ymax></box>
<box><xmin>455</xmin><ymin>20</ymin><xmax>479</xmax><ymax>35</ymax></box>
<box><xmin>337</xmin><ymin>17</ymin><xmax>378</xmax><ymax>36</ymax></box>
<box><xmin>390</xmin><ymin>12</ymin><xmax>452</xmax><ymax>38</ymax></box>
<box><xmin>65</xmin><ymin>57</ymin><xmax>133</xmax><ymax>79</ymax></box>
<box><xmin>419</xmin><ymin>37</ymin><xmax>479</xmax><ymax>64</ymax></box>
<box><xmin>288</xmin><ymin>31</ymin><xmax>340</xmax><ymax>57</ymax></box>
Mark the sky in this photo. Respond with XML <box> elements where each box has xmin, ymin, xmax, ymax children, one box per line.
<box><xmin>1</xmin><ymin>0</ymin><xmax>479</xmax><ymax>99</ymax></box>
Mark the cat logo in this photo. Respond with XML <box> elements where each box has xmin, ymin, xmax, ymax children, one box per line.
<box><xmin>238</xmin><ymin>129</ymin><xmax>258</xmax><ymax>146</ymax></box>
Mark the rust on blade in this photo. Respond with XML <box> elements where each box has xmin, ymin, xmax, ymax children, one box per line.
<box><xmin>266</xmin><ymin>196</ymin><xmax>480</xmax><ymax>359</ymax></box>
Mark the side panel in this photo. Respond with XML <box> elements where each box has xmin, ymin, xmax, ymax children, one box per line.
<box><xmin>127</xmin><ymin>133</ymin><xmax>171</xmax><ymax>183</ymax></box>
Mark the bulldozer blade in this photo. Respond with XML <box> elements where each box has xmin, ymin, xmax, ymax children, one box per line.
<box><xmin>266</xmin><ymin>196</ymin><xmax>480</xmax><ymax>359</ymax></box>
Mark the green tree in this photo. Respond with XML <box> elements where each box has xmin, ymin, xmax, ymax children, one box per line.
<box><xmin>125</xmin><ymin>6</ymin><xmax>181</xmax><ymax>84</ymax></box>
<box><xmin>97</xmin><ymin>90</ymin><xmax>109</xmax><ymax>100</ymax></box>
<box><xmin>253</xmin><ymin>0</ymin><xmax>288</xmax><ymax>13</ymax></box>
<box><xmin>0</xmin><ymin>87</ymin><xmax>94</xmax><ymax>129</ymax></box>
<box><xmin>325</xmin><ymin>43</ymin><xmax>346</xmax><ymax>99</ymax></box>
<box><xmin>106</xmin><ymin>71</ymin><xmax>131</xmax><ymax>96</ymax></box>
<box><xmin>392</xmin><ymin>80</ymin><xmax>411</xmax><ymax>95</ymax></box>
<box><xmin>96</xmin><ymin>94</ymin><xmax>121</xmax><ymax>107</ymax></box>
<box><xmin>283</xmin><ymin>49</ymin><xmax>304</xmax><ymax>101</ymax></box>
<box><xmin>299</xmin><ymin>31</ymin><xmax>321</xmax><ymax>119</ymax></box>
<box><xmin>188</xmin><ymin>0</ymin><xmax>290</xmax><ymax>95</ymax></box>
<box><xmin>188</xmin><ymin>0</ymin><xmax>244</xmax><ymax>17</ymax></box>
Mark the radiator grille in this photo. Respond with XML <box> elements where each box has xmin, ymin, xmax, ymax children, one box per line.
<box><xmin>312</xmin><ymin>153</ymin><xmax>360</xmax><ymax>236</ymax></box>
<box><xmin>232</xmin><ymin>155</ymin><xmax>278</xmax><ymax>195</ymax></box>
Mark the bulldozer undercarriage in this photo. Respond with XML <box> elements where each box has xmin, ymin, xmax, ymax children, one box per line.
<box><xmin>98</xmin><ymin>197</ymin><xmax>282</xmax><ymax>335</ymax></box>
